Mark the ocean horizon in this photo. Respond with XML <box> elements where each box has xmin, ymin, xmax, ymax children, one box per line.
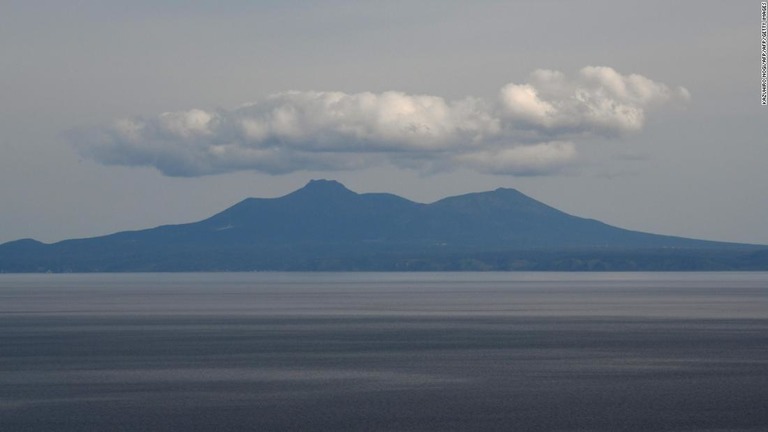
<box><xmin>2</xmin><ymin>272</ymin><xmax>766</xmax><ymax>431</ymax></box>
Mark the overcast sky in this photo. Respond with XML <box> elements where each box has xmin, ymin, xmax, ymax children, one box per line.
<box><xmin>1</xmin><ymin>0</ymin><xmax>766</xmax><ymax>245</ymax></box>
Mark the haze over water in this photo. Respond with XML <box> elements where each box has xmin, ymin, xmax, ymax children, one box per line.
<box><xmin>1</xmin><ymin>272</ymin><xmax>767</xmax><ymax>431</ymax></box>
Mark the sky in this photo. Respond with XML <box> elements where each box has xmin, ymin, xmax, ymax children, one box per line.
<box><xmin>1</xmin><ymin>0</ymin><xmax>766</xmax><ymax>245</ymax></box>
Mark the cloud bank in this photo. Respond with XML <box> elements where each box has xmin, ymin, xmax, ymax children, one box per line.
<box><xmin>73</xmin><ymin>66</ymin><xmax>689</xmax><ymax>176</ymax></box>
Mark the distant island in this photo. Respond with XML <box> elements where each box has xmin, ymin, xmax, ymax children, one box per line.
<box><xmin>1</xmin><ymin>179</ymin><xmax>766</xmax><ymax>272</ymax></box>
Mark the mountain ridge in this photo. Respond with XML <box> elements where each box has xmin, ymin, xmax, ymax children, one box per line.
<box><xmin>1</xmin><ymin>179</ymin><xmax>765</xmax><ymax>272</ymax></box>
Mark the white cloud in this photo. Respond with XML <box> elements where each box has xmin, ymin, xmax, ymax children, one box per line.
<box><xmin>72</xmin><ymin>66</ymin><xmax>687</xmax><ymax>177</ymax></box>
<box><xmin>499</xmin><ymin>84</ymin><xmax>557</xmax><ymax>127</ymax></box>
<box><xmin>231</xmin><ymin>91</ymin><xmax>498</xmax><ymax>152</ymax></box>
<box><xmin>500</xmin><ymin>66</ymin><xmax>690</xmax><ymax>135</ymax></box>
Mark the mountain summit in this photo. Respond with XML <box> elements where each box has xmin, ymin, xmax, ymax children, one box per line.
<box><xmin>0</xmin><ymin>180</ymin><xmax>765</xmax><ymax>272</ymax></box>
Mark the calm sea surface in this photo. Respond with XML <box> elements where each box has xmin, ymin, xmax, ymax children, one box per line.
<box><xmin>1</xmin><ymin>272</ymin><xmax>766</xmax><ymax>431</ymax></box>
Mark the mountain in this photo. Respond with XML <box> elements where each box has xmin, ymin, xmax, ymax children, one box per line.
<box><xmin>1</xmin><ymin>179</ymin><xmax>766</xmax><ymax>272</ymax></box>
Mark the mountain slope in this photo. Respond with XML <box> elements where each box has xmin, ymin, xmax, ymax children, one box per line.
<box><xmin>0</xmin><ymin>179</ymin><xmax>765</xmax><ymax>272</ymax></box>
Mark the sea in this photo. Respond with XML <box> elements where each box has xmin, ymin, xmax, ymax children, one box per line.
<box><xmin>1</xmin><ymin>272</ymin><xmax>766</xmax><ymax>432</ymax></box>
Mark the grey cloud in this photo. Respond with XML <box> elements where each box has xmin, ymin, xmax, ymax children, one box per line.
<box><xmin>455</xmin><ymin>142</ymin><xmax>577</xmax><ymax>176</ymax></box>
<box><xmin>72</xmin><ymin>66</ymin><xmax>687</xmax><ymax>177</ymax></box>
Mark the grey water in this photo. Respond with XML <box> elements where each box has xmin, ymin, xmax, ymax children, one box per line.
<box><xmin>1</xmin><ymin>272</ymin><xmax>767</xmax><ymax>432</ymax></box>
